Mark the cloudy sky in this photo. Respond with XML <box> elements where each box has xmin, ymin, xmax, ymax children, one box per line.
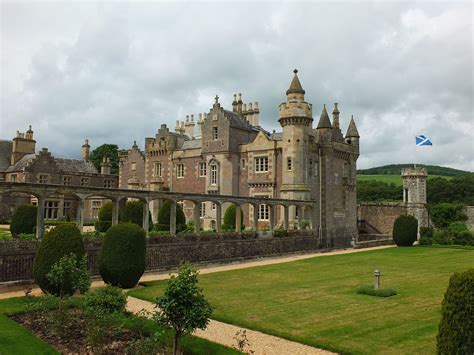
<box><xmin>1</xmin><ymin>1</ymin><xmax>473</xmax><ymax>170</ymax></box>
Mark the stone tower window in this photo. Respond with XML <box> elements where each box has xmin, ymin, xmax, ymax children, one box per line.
<box><xmin>287</xmin><ymin>157</ymin><xmax>292</xmax><ymax>171</ymax></box>
<box><xmin>154</xmin><ymin>162</ymin><xmax>162</xmax><ymax>177</ymax></box>
<box><xmin>199</xmin><ymin>162</ymin><xmax>207</xmax><ymax>177</ymax></box>
<box><xmin>177</xmin><ymin>164</ymin><xmax>185</xmax><ymax>178</ymax></box>
<box><xmin>212</xmin><ymin>127</ymin><xmax>218</xmax><ymax>140</ymax></box>
<box><xmin>210</xmin><ymin>163</ymin><xmax>218</xmax><ymax>185</ymax></box>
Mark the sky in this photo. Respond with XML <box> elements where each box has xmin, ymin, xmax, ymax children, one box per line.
<box><xmin>1</xmin><ymin>1</ymin><xmax>473</xmax><ymax>171</ymax></box>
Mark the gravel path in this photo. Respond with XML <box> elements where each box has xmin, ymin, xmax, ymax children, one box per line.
<box><xmin>126</xmin><ymin>296</ymin><xmax>333</xmax><ymax>355</ymax></box>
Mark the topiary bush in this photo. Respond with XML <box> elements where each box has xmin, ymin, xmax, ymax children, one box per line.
<box><xmin>392</xmin><ymin>215</ymin><xmax>418</xmax><ymax>246</ymax></box>
<box><xmin>99</xmin><ymin>223</ymin><xmax>146</xmax><ymax>288</ymax></box>
<box><xmin>10</xmin><ymin>204</ymin><xmax>37</xmax><ymax>237</ymax></box>
<box><xmin>156</xmin><ymin>201</ymin><xmax>186</xmax><ymax>232</ymax></box>
<box><xmin>32</xmin><ymin>224</ymin><xmax>85</xmax><ymax>296</ymax></box>
<box><xmin>437</xmin><ymin>268</ymin><xmax>474</xmax><ymax>354</ymax></box>
<box><xmin>95</xmin><ymin>201</ymin><xmax>113</xmax><ymax>232</ymax></box>
<box><xmin>223</xmin><ymin>204</ymin><xmax>243</xmax><ymax>231</ymax></box>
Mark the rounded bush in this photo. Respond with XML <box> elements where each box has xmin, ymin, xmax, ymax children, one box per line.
<box><xmin>94</xmin><ymin>220</ymin><xmax>112</xmax><ymax>233</ymax></box>
<box><xmin>157</xmin><ymin>201</ymin><xmax>186</xmax><ymax>232</ymax></box>
<box><xmin>32</xmin><ymin>224</ymin><xmax>85</xmax><ymax>296</ymax></box>
<box><xmin>10</xmin><ymin>204</ymin><xmax>37</xmax><ymax>237</ymax></box>
<box><xmin>223</xmin><ymin>204</ymin><xmax>243</xmax><ymax>230</ymax></box>
<box><xmin>437</xmin><ymin>269</ymin><xmax>474</xmax><ymax>354</ymax></box>
<box><xmin>83</xmin><ymin>285</ymin><xmax>127</xmax><ymax>314</ymax></box>
<box><xmin>99</xmin><ymin>223</ymin><xmax>146</xmax><ymax>288</ymax></box>
<box><xmin>121</xmin><ymin>201</ymin><xmax>153</xmax><ymax>230</ymax></box>
<box><xmin>98</xmin><ymin>201</ymin><xmax>113</xmax><ymax>222</ymax></box>
<box><xmin>392</xmin><ymin>215</ymin><xmax>418</xmax><ymax>246</ymax></box>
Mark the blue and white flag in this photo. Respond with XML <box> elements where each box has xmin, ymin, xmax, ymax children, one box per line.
<box><xmin>415</xmin><ymin>134</ymin><xmax>433</xmax><ymax>146</ymax></box>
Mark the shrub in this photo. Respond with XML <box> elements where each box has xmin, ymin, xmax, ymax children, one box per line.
<box><xmin>157</xmin><ymin>201</ymin><xmax>186</xmax><ymax>232</ymax></box>
<box><xmin>10</xmin><ymin>204</ymin><xmax>37</xmax><ymax>237</ymax></box>
<box><xmin>33</xmin><ymin>224</ymin><xmax>85</xmax><ymax>296</ymax></box>
<box><xmin>99</xmin><ymin>223</ymin><xmax>146</xmax><ymax>288</ymax></box>
<box><xmin>223</xmin><ymin>204</ymin><xmax>243</xmax><ymax>230</ymax></box>
<box><xmin>437</xmin><ymin>269</ymin><xmax>474</xmax><ymax>354</ymax></box>
<box><xmin>392</xmin><ymin>215</ymin><xmax>418</xmax><ymax>246</ymax></box>
<box><xmin>46</xmin><ymin>253</ymin><xmax>90</xmax><ymax>299</ymax></box>
<box><xmin>451</xmin><ymin>230</ymin><xmax>474</xmax><ymax>246</ymax></box>
<box><xmin>94</xmin><ymin>220</ymin><xmax>112</xmax><ymax>233</ymax></box>
<box><xmin>419</xmin><ymin>226</ymin><xmax>434</xmax><ymax>245</ymax></box>
<box><xmin>83</xmin><ymin>285</ymin><xmax>127</xmax><ymax>314</ymax></box>
<box><xmin>98</xmin><ymin>201</ymin><xmax>113</xmax><ymax>221</ymax></box>
<box><xmin>356</xmin><ymin>285</ymin><xmax>397</xmax><ymax>298</ymax></box>
<box><xmin>273</xmin><ymin>229</ymin><xmax>289</xmax><ymax>238</ymax></box>
<box><xmin>430</xmin><ymin>203</ymin><xmax>467</xmax><ymax>229</ymax></box>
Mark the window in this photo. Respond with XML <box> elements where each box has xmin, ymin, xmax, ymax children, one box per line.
<box><xmin>63</xmin><ymin>201</ymin><xmax>72</xmax><ymax>218</ymax></box>
<box><xmin>10</xmin><ymin>174</ymin><xmax>17</xmax><ymax>182</ymax></box>
<box><xmin>308</xmin><ymin>159</ymin><xmax>313</xmax><ymax>177</ymax></box>
<box><xmin>287</xmin><ymin>157</ymin><xmax>292</xmax><ymax>171</ymax></box>
<box><xmin>104</xmin><ymin>179</ymin><xmax>114</xmax><ymax>188</ymax></box>
<box><xmin>258</xmin><ymin>203</ymin><xmax>270</xmax><ymax>221</ymax></box>
<box><xmin>255</xmin><ymin>157</ymin><xmax>268</xmax><ymax>172</ymax></box>
<box><xmin>343</xmin><ymin>162</ymin><xmax>349</xmax><ymax>178</ymax></box>
<box><xmin>200</xmin><ymin>202</ymin><xmax>206</xmax><ymax>217</ymax></box>
<box><xmin>38</xmin><ymin>174</ymin><xmax>48</xmax><ymax>184</ymax></box>
<box><xmin>314</xmin><ymin>162</ymin><xmax>319</xmax><ymax>176</ymax></box>
<box><xmin>210</xmin><ymin>163</ymin><xmax>218</xmax><ymax>185</ymax></box>
<box><xmin>131</xmin><ymin>162</ymin><xmax>136</xmax><ymax>171</ymax></box>
<box><xmin>199</xmin><ymin>162</ymin><xmax>207</xmax><ymax>177</ymax></box>
<box><xmin>334</xmin><ymin>173</ymin><xmax>339</xmax><ymax>185</ymax></box>
<box><xmin>241</xmin><ymin>159</ymin><xmax>246</xmax><ymax>169</ymax></box>
<box><xmin>212</xmin><ymin>127</ymin><xmax>218</xmax><ymax>140</ymax></box>
<box><xmin>91</xmin><ymin>200</ymin><xmax>102</xmax><ymax>219</ymax></box>
<box><xmin>154</xmin><ymin>162</ymin><xmax>162</xmax><ymax>177</ymax></box>
<box><xmin>45</xmin><ymin>201</ymin><xmax>59</xmax><ymax>219</ymax></box>
<box><xmin>177</xmin><ymin>164</ymin><xmax>184</xmax><ymax>178</ymax></box>
<box><xmin>62</xmin><ymin>176</ymin><xmax>72</xmax><ymax>186</ymax></box>
<box><xmin>80</xmin><ymin>177</ymin><xmax>90</xmax><ymax>186</ymax></box>
<box><xmin>212</xmin><ymin>203</ymin><xmax>217</xmax><ymax>210</ymax></box>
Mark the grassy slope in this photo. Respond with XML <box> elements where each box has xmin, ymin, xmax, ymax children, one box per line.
<box><xmin>129</xmin><ymin>247</ymin><xmax>474</xmax><ymax>354</ymax></box>
<box><xmin>357</xmin><ymin>174</ymin><xmax>451</xmax><ymax>186</ymax></box>
<box><xmin>357</xmin><ymin>164</ymin><xmax>472</xmax><ymax>176</ymax></box>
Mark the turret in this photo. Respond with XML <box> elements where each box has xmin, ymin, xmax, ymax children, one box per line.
<box><xmin>332</xmin><ymin>103</ymin><xmax>344</xmax><ymax>142</ymax></box>
<box><xmin>184</xmin><ymin>114</ymin><xmax>195</xmax><ymax>138</ymax></box>
<box><xmin>316</xmin><ymin>105</ymin><xmax>333</xmax><ymax>143</ymax></box>
<box><xmin>237</xmin><ymin>93</ymin><xmax>243</xmax><ymax>113</ymax></box>
<box><xmin>344</xmin><ymin>115</ymin><xmax>360</xmax><ymax>150</ymax></box>
<box><xmin>81</xmin><ymin>139</ymin><xmax>90</xmax><ymax>160</ymax></box>
<box><xmin>11</xmin><ymin>125</ymin><xmax>36</xmax><ymax>165</ymax></box>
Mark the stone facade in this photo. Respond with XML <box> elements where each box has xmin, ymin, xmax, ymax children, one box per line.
<box><xmin>119</xmin><ymin>70</ymin><xmax>360</xmax><ymax>247</ymax></box>
<box><xmin>0</xmin><ymin>128</ymin><xmax>118</xmax><ymax>222</ymax></box>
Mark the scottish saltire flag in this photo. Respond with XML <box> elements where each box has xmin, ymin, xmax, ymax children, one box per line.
<box><xmin>415</xmin><ymin>134</ymin><xmax>433</xmax><ymax>146</ymax></box>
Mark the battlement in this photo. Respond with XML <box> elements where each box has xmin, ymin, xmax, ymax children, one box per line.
<box><xmin>401</xmin><ymin>167</ymin><xmax>428</xmax><ymax>177</ymax></box>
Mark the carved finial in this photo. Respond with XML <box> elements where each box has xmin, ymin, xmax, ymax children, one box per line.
<box><xmin>214</xmin><ymin>95</ymin><xmax>219</xmax><ymax>104</ymax></box>
<box><xmin>293</xmin><ymin>69</ymin><xmax>298</xmax><ymax>74</ymax></box>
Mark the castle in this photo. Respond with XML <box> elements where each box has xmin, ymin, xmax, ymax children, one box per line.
<box><xmin>119</xmin><ymin>70</ymin><xmax>361</xmax><ymax>246</ymax></box>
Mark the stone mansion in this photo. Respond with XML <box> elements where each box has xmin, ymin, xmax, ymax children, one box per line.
<box><xmin>119</xmin><ymin>70</ymin><xmax>361</xmax><ymax>246</ymax></box>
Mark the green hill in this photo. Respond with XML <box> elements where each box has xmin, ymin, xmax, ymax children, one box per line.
<box><xmin>358</xmin><ymin>164</ymin><xmax>472</xmax><ymax>177</ymax></box>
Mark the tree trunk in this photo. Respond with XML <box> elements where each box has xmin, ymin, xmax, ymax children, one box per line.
<box><xmin>173</xmin><ymin>334</ymin><xmax>178</xmax><ymax>355</ymax></box>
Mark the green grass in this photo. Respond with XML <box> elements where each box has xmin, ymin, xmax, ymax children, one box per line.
<box><xmin>129</xmin><ymin>247</ymin><xmax>474</xmax><ymax>354</ymax></box>
<box><xmin>357</xmin><ymin>174</ymin><xmax>452</xmax><ymax>186</ymax></box>
<box><xmin>0</xmin><ymin>296</ymin><xmax>240</xmax><ymax>355</ymax></box>
<box><xmin>0</xmin><ymin>227</ymin><xmax>12</xmax><ymax>240</ymax></box>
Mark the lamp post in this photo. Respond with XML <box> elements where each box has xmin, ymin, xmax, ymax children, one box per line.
<box><xmin>374</xmin><ymin>269</ymin><xmax>381</xmax><ymax>289</ymax></box>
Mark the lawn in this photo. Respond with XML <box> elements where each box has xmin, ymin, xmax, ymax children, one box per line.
<box><xmin>357</xmin><ymin>174</ymin><xmax>451</xmax><ymax>186</ymax></box>
<box><xmin>0</xmin><ymin>227</ymin><xmax>12</xmax><ymax>240</ymax></box>
<box><xmin>0</xmin><ymin>296</ymin><xmax>240</xmax><ymax>355</ymax></box>
<box><xmin>129</xmin><ymin>247</ymin><xmax>474</xmax><ymax>354</ymax></box>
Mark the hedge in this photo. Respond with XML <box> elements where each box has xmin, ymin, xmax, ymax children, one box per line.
<box><xmin>10</xmin><ymin>204</ymin><xmax>37</xmax><ymax>237</ymax></box>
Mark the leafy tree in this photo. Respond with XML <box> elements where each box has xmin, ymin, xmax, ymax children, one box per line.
<box><xmin>430</xmin><ymin>203</ymin><xmax>467</xmax><ymax>229</ymax></box>
<box><xmin>357</xmin><ymin>180</ymin><xmax>402</xmax><ymax>202</ymax></box>
<box><xmin>437</xmin><ymin>269</ymin><xmax>474</xmax><ymax>354</ymax></box>
<box><xmin>223</xmin><ymin>204</ymin><xmax>244</xmax><ymax>230</ymax></box>
<box><xmin>156</xmin><ymin>201</ymin><xmax>186</xmax><ymax>232</ymax></box>
<box><xmin>95</xmin><ymin>201</ymin><xmax>113</xmax><ymax>232</ymax></box>
<box><xmin>89</xmin><ymin>144</ymin><xmax>119</xmax><ymax>174</ymax></box>
<box><xmin>10</xmin><ymin>204</ymin><xmax>37</xmax><ymax>237</ymax></box>
<box><xmin>154</xmin><ymin>262</ymin><xmax>212</xmax><ymax>355</ymax></box>
<box><xmin>121</xmin><ymin>200</ymin><xmax>152</xmax><ymax>230</ymax></box>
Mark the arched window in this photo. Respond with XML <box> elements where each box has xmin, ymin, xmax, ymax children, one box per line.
<box><xmin>210</xmin><ymin>163</ymin><xmax>218</xmax><ymax>185</ymax></box>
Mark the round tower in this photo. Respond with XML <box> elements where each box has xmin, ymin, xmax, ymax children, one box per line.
<box><xmin>402</xmin><ymin>167</ymin><xmax>429</xmax><ymax>239</ymax></box>
<box><xmin>279</xmin><ymin>69</ymin><xmax>313</xmax><ymax>204</ymax></box>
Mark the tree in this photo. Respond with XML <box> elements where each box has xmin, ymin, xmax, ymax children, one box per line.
<box><xmin>156</xmin><ymin>201</ymin><xmax>186</xmax><ymax>232</ymax></box>
<box><xmin>430</xmin><ymin>203</ymin><xmax>467</xmax><ymax>229</ymax></box>
<box><xmin>10</xmin><ymin>204</ymin><xmax>37</xmax><ymax>236</ymax></box>
<box><xmin>392</xmin><ymin>215</ymin><xmax>418</xmax><ymax>246</ymax></box>
<box><xmin>437</xmin><ymin>269</ymin><xmax>474</xmax><ymax>354</ymax></box>
<box><xmin>121</xmin><ymin>200</ymin><xmax>152</xmax><ymax>230</ymax></box>
<box><xmin>223</xmin><ymin>204</ymin><xmax>244</xmax><ymax>230</ymax></box>
<box><xmin>154</xmin><ymin>262</ymin><xmax>212</xmax><ymax>355</ymax></box>
<box><xmin>89</xmin><ymin>144</ymin><xmax>119</xmax><ymax>174</ymax></box>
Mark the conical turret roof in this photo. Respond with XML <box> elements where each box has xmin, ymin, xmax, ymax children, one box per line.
<box><xmin>345</xmin><ymin>116</ymin><xmax>360</xmax><ymax>138</ymax></box>
<box><xmin>286</xmin><ymin>69</ymin><xmax>305</xmax><ymax>95</ymax></box>
<box><xmin>317</xmin><ymin>105</ymin><xmax>332</xmax><ymax>129</ymax></box>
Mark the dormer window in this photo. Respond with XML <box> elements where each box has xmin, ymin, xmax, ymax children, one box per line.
<box><xmin>212</xmin><ymin>127</ymin><xmax>218</xmax><ymax>140</ymax></box>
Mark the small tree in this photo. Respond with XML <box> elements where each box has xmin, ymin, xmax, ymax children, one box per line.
<box><xmin>10</xmin><ymin>204</ymin><xmax>37</xmax><ymax>237</ymax></box>
<box><xmin>223</xmin><ymin>204</ymin><xmax>243</xmax><ymax>231</ymax></box>
<box><xmin>156</xmin><ymin>201</ymin><xmax>186</xmax><ymax>232</ymax></box>
<box><xmin>121</xmin><ymin>200</ymin><xmax>152</xmax><ymax>230</ymax></box>
<box><xmin>95</xmin><ymin>201</ymin><xmax>113</xmax><ymax>232</ymax></box>
<box><xmin>154</xmin><ymin>262</ymin><xmax>212</xmax><ymax>355</ymax></box>
<box><xmin>437</xmin><ymin>269</ymin><xmax>474</xmax><ymax>354</ymax></box>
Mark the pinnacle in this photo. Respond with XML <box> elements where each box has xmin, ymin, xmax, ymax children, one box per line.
<box><xmin>317</xmin><ymin>104</ymin><xmax>332</xmax><ymax>129</ymax></box>
<box><xmin>345</xmin><ymin>115</ymin><xmax>360</xmax><ymax>138</ymax></box>
<box><xmin>286</xmin><ymin>69</ymin><xmax>305</xmax><ymax>95</ymax></box>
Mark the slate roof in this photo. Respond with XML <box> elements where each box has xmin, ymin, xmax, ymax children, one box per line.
<box><xmin>0</xmin><ymin>140</ymin><xmax>12</xmax><ymax>172</ymax></box>
<box><xmin>286</xmin><ymin>70</ymin><xmax>306</xmax><ymax>95</ymax></box>
<box><xmin>6</xmin><ymin>153</ymin><xmax>98</xmax><ymax>174</ymax></box>
<box><xmin>6</xmin><ymin>154</ymin><xmax>36</xmax><ymax>172</ymax></box>
<box><xmin>181</xmin><ymin>139</ymin><xmax>202</xmax><ymax>149</ymax></box>
<box><xmin>345</xmin><ymin>116</ymin><xmax>360</xmax><ymax>138</ymax></box>
<box><xmin>224</xmin><ymin>110</ymin><xmax>253</xmax><ymax>130</ymax></box>
<box><xmin>317</xmin><ymin>105</ymin><xmax>332</xmax><ymax>129</ymax></box>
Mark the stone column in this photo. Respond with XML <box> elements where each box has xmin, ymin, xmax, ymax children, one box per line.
<box><xmin>194</xmin><ymin>203</ymin><xmax>201</xmax><ymax>235</ymax></box>
<box><xmin>36</xmin><ymin>195</ymin><xmax>45</xmax><ymax>239</ymax></box>
<box><xmin>76</xmin><ymin>198</ymin><xmax>84</xmax><ymax>233</ymax></box>
<box><xmin>169</xmin><ymin>200</ymin><xmax>176</xmax><ymax>235</ymax></box>
<box><xmin>295</xmin><ymin>206</ymin><xmax>301</xmax><ymax>230</ymax></box>
<box><xmin>300</xmin><ymin>206</ymin><xmax>306</xmax><ymax>230</ymax></box>
<box><xmin>142</xmin><ymin>200</ymin><xmax>150</xmax><ymax>237</ymax></box>
<box><xmin>112</xmin><ymin>198</ymin><xmax>120</xmax><ymax>226</ymax></box>
<box><xmin>269</xmin><ymin>205</ymin><xmax>275</xmax><ymax>233</ymax></box>
<box><xmin>309</xmin><ymin>206</ymin><xmax>316</xmax><ymax>230</ymax></box>
<box><xmin>235</xmin><ymin>205</ymin><xmax>242</xmax><ymax>232</ymax></box>
<box><xmin>216</xmin><ymin>203</ymin><xmax>222</xmax><ymax>232</ymax></box>
<box><xmin>283</xmin><ymin>205</ymin><xmax>289</xmax><ymax>230</ymax></box>
<box><xmin>253</xmin><ymin>204</ymin><xmax>259</xmax><ymax>231</ymax></box>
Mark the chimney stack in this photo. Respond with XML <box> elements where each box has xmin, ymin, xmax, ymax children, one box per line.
<box><xmin>82</xmin><ymin>139</ymin><xmax>90</xmax><ymax>160</ymax></box>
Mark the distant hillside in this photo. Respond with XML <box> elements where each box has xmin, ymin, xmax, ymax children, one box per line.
<box><xmin>357</xmin><ymin>164</ymin><xmax>473</xmax><ymax>177</ymax></box>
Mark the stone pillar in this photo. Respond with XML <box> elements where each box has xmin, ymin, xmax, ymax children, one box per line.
<box><xmin>216</xmin><ymin>203</ymin><xmax>222</xmax><ymax>232</ymax></box>
<box><xmin>309</xmin><ymin>207</ymin><xmax>316</xmax><ymax>230</ymax></box>
<box><xmin>269</xmin><ymin>205</ymin><xmax>275</xmax><ymax>233</ymax></box>
<box><xmin>194</xmin><ymin>203</ymin><xmax>201</xmax><ymax>235</ymax></box>
<box><xmin>235</xmin><ymin>205</ymin><xmax>242</xmax><ymax>232</ymax></box>
<box><xmin>36</xmin><ymin>195</ymin><xmax>45</xmax><ymax>239</ymax></box>
<box><xmin>300</xmin><ymin>206</ymin><xmax>306</xmax><ymax>230</ymax></box>
<box><xmin>112</xmin><ymin>198</ymin><xmax>120</xmax><ymax>226</ymax></box>
<box><xmin>283</xmin><ymin>205</ymin><xmax>289</xmax><ymax>230</ymax></box>
<box><xmin>295</xmin><ymin>206</ymin><xmax>301</xmax><ymax>230</ymax></box>
<box><xmin>253</xmin><ymin>204</ymin><xmax>259</xmax><ymax>231</ymax></box>
<box><xmin>142</xmin><ymin>200</ymin><xmax>149</xmax><ymax>237</ymax></box>
<box><xmin>169</xmin><ymin>201</ymin><xmax>176</xmax><ymax>235</ymax></box>
<box><xmin>76</xmin><ymin>198</ymin><xmax>84</xmax><ymax>233</ymax></box>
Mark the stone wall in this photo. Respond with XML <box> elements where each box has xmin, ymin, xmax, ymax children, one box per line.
<box><xmin>358</xmin><ymin>203</ymin><xmax>408</xmax><ymax>235</ymax></box>
<box><xmin>0</xmin><ymin>232</ymin><xmax>323</xmax><ymax>283</ymax></box>
<box><xmin>466</xmin><ymin>206</ymin><xmax>474</xmax><ymax>232</ymax></box>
